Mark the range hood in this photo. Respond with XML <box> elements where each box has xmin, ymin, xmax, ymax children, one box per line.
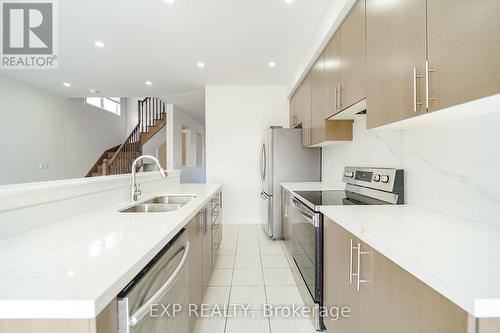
<box><xmin>327</xmin><ymin>98</ymin><xmax>367</xmax><ymax>120</ymax></box>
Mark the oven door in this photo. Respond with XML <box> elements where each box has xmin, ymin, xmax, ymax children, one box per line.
<box><xmin>290</xmin><ymin>199</ymin><xmax>322</xmax><ymax>303</ymax></box>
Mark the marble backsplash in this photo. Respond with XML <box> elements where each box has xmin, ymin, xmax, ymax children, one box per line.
<box><xmin>322</xmin><ymin>113</ymin><xmax>500</xmax><ymax>227</ymax></box>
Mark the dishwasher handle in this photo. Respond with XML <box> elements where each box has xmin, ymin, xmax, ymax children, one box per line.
<box><xmin>129</xmin><ymin>241</ymin><xmax>190</xmax><ymax>326</ymax></box>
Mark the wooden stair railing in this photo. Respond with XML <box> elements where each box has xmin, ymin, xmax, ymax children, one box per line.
<box><xmin>86</xmin><ymin>97</ymin><xmax>168</xmax><ymax>177</ymax></box>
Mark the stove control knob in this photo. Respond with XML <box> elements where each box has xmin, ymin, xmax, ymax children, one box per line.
<box><xmin>373</xmin><ymin>174</ymin><xmax>381</xmax><ymax>182</ymax></box>
<box><xmin>380</xmin><ymin>175</ymin><xmax>390</xmax><ymax>183</ymax></box>
<box><xmin>345</xmin><ymin>171</ymin><xmax>354</xmax><ymax>178</ymax></box>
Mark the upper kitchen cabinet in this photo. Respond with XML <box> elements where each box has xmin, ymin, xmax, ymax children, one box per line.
<box><xmin>366</xmin><ymin>0</ymin><xmax>427</xmax><ymax>129</ymax></box>
<box><xmin>311</xmin><ymin>49</ymin><xmax>354</xmax><ymax>146</ymax></box>
<box><xmin>340</xmin><ymin>0</ymin><xmax>367</xmax><ymax>111</ymax></box>
<box><xmin>291</xmin><ymin>72</ymin><xmax>313</xmax><ymax>146</ymax></box>
<box><xmin>426</xmin><ymin>0</ymin><xmax>500</xmax><ymax>113</ymax></box>
<box><xmin>367</xmin><ymin>0</ymin><xmax>500</xmax><ymax>128</ymax></box>
<box><xmin>311</xmin><ymin>52</ymin><xmax>326</xmax><ymax>144</ymax></box>
<box><xmin>324</xmin><ymin>31</ymin><xmax>342</xmax><ymax>119</ymax></box>
<box><xmin>290</xmin><ymin>87</ymin><xmax>302</xmax><ymax>128</ymax></box>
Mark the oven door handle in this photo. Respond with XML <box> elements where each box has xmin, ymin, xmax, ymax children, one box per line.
<box><xmin>294</xmin><ymin>207</ymin><xmax>319</xmax><ymax>228</ymax></box>
<box><xmin>128</xmin><ymin>241</ymin><xmax>190</xmax><ymax>326</ymax></box>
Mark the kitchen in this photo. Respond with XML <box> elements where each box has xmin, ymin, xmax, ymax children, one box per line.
<box><xmin>1</xmin><ymin>0</ymin><xmax>500</xmax><ymax>332</ymax></box>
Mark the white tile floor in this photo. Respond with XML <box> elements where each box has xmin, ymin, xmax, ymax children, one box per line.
<box><xmin>193</xmin><ymin>224</ymin><xmax>316</xmax><ymax>333</ymax></box>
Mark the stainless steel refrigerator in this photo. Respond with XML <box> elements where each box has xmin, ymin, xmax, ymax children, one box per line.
<box><xmin>259</xmin><ymin>127</ymin><xmax>320</xmax><ymax>240</ymax></box>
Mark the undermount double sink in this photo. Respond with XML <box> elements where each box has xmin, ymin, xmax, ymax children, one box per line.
<box><xmin>120</xmin><ymin>195</ymin><xmax>197</xmax><ymax>213</ymax></box>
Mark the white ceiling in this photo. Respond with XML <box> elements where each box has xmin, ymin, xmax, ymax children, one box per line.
<box><xmin>1</xmin><ymin>0</ymin><xmax>336</xmax><ymax>98</ymax></box>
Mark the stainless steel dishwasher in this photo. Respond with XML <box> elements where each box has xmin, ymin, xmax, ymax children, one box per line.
<box><xmin>118</xmin><ymin>230</ymin><xmax>190</xmax><ymax>333</ymax></box>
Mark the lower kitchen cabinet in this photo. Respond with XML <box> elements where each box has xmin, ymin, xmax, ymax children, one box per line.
<box><xmin>201</xmin><ymin>205</ymin><xmax>213</xmax><ymax>296</ymax></box>
<box><xmin>282</xmin><ymin>189</ymin><xmax>293</xmax><ymax>259</ymax></box>
<box><xmin>324</xmin><ymin>218</ymin><xmax>470</xmax><ymax>333</ymax></box>
<box><xmin>186</xmin><ymin>212</ymin><xmax>203</xmax><ymax>332</ymax></box>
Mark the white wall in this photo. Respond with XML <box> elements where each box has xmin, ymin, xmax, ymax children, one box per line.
<box><xmin>167</xmin><ymin>105</ymin><xmax>206</xmax><ymax>183</ymax></box>
<box><xmin>0</xmin><ymin>76</ymin><xmax>128</xmax><ymax>185</ymax></box>
<box><xmin>205</xmin><ymin>86</ymin><xmax>289</xmax><ymax>224</ymax></box>
<box><xmin>322</xmin><ymin>114</ymin><xmax>500</xmax><ymax>227</ymax></box>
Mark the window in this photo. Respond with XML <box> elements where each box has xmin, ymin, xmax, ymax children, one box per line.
<box><xmin>85</xmin><ymin>97</ymin><xmax>121</xmax><ymax>115</ymax></box>
<box><xmin>196</xmin><ymin>133</ymin><xmax>203</xmax><ymax>167</ymax></box>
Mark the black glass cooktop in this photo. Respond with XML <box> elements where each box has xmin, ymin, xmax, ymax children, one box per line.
<box><xmin>295</xmin><ymin>190</ymin><xmax>391</xmax><ymax>209</ymax></box>
<box><xmin>295</xmin><ymin>191</ymin><xmax>349</xmax><ymax>206</ymax></box>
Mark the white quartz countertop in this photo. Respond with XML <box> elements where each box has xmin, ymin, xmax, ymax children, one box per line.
<box><xmin>281</xmin><ymin>181</ymin><xmax>500</xmax><ymax>318</ymax></box>
<box><xmin>0</xmin><ymin>183</ymin><xmax>222</xmax><ymax>319</ymax></box>
<box><xmin>320</xmin><ymin>205</ymin><xmax>500</xmax><ymax>318</ymax></box>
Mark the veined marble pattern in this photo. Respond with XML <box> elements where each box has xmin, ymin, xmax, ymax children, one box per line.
<box><xmin>322</xmin><ymin>114</ymin><xmax>500</xmax><ymax>227</ymax></box>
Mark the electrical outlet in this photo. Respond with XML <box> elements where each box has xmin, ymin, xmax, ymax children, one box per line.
<box><xmin>39</xmin><ymin>162</ymin><xmax>49</xmax><ymax>169</ymax></box>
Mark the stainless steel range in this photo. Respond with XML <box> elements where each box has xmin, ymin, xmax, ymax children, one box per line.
<box><xmin>289</xmin><ymin>167</ymin><xmax>404</xmax><ymax>331</ymax></box>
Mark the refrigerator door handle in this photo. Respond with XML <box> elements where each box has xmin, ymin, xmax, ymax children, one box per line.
<box><xmin>259</xmin><ymin>143</ymin><xmax>265</xmax><ymax>181</ymax></box>
<box><xmin>262</xmin><ymin>143</ymin><xmax>267</xmax><ymax>182</ymax></box>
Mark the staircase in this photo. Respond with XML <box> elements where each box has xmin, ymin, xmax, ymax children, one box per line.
<box><xmin>86</xmin><ymin>97</ymin><xmax>167</xmax><ymax>177</ymax></box>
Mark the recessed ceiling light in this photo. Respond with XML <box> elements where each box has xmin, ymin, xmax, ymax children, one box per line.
<box><xmin>284</xmin><ymin>0</ymin><xmax>295</xmax><ymax>3</ymax></box>
<box><xmin>89</xmin><ymin>89</ymin><xmax>98</xmax><ymax>94</ymax></box>
<box><xmin>94</xmin><ymin>41</ymin><xmax>105</xmax><ymax>48</ymax></box>
<box><xmin>63</xmin><ymin>82</ymin><xmax>71</xmax><ymax>87</ymax></box>
<box><xmin>165</xmin><ymin>0</ymin><xmax>175</xmax><ymax>4</ymax></box>
<box><xmin>268</xmin><ymin>62</ymin><xmax>276</xmax><ymax>68</ymax></box>
<box><xmin>197</xmin><ymin>62</ymin><xmax>205</xmax><ymax>68</ymax></box>
<box><xmin>145</xmin><ymin>81</ymin><xmax>152</xmax><ymax>86</ymax></box>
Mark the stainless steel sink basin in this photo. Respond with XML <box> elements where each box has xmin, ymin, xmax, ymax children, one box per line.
<box><xmin>120</xmin><ymin>203</ymin><xmax>183</xmax><ymax>213</ymax></box>
<box><xmin>143</xmin><ymin>195</ymin><xmax>197</xmax><ymax>205</ymax></box>
<box><xmin>119</xmin><ymin>195</ymin><xmax>197</xmax><ymax>213</ymax></box>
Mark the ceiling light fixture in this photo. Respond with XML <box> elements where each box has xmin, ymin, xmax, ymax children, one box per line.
<box><xmin>164</xmin><ymin>0</ymin><xmax>175</xmax><ymax>4</ymax></box>
<box><xmin>63</xmin><ymin>82</ymin><xmax>71</xmax><ymax>87</ymax></box>
<box><xmin>284</xmin><ymin>0</ymin><xmax>295</xmax><ymax>3</ymax></box>
<box><xmin>268</xmin><ymin>62</ymin><xmax>276</xmax><ymax>68</ymax></box>
<box><xmin>145</xmin><ymin>81</ymin><xmax>153</xmax><ymax>86</ymax></box>
<box><xmin>197</xmin><ymin>62</ymin><xmax>205</xmax><ymax>68</ymax></box>
<box><xmin>94</xmin><ymin>41</ymin><xmax>105</xmax><ymax>48</ymax></box>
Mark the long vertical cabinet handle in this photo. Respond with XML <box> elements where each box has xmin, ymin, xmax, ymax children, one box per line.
<box><xmin>349</xmin><ymin>239</ymin><xmax>356</xmax><ymax>285</ymax></box>
<box><xmin>413</xmin><ymin>67</ymin><xmax>422</xmax><ymax>112</ymax></box>
<box><xmin>335</xmin><ymin>85</ymin><xmax>339</xmax><ymax>111</ymax></box>
<box><xmin>356</xmin><ymin>243</ymin><xmax>369</xmax><ymax>291</ymax></box>
<box><xmin>337</xmin><ymin>84</ymin><xmax>342</xmax><ymax>111</ymax></box>
<box><xmin>425</xmin><ymin>61</ymin><xmax>436</xmax><ymax>109</ymax></box>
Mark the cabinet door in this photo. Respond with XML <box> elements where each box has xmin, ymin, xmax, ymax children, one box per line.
<box><xmin>311</xmin><ymin>53</ymin><xmax>326</xmax><ymax>145</ymax></box>
<box><xmin>426</xmin><ymin>0</ymin><xmax>500</xmax><ymax>112</ymax></box>
<box><xmin>361</xmin><ymin>247</ymin><xmax>468</xmax><ymax>333</ymax></box>
<box><xmin>290</xmin><ymin>91</ymin><xmax>301</xmax><ymax>128</ymax></box>
<box><xmin>186</xmin><ymin>213</ymin><xmax>203</xmax><ymax>333</ymax></box>
<box><xmin>366</xmin><ymin>0</ymin><xmax>427</xmax><ymax>129</ymax></box>
<box><xmin>201</xmin><ymin>207</ymin><xmax>212</xmax><ymax>295</ymax></box>
<box><xmin>323</xmin><ymin>218</ymin><xmax>361</xmax><ymax>333</ymax></box>
<box><xmin>340</xmin><ymin>0</ymin><xmax>367</xmax><ymax>110</ymax></box>
<box><xmin>301</xmin><ymin>73</ymin><xmax>313</xmax><ymax>146</ymax></box>
<box><xmin>324</xmin><ymin>31</ymin><xmax>341</xmax><ymax>119</ymax></box>
<box><xmin>282</xmin><ymin>189</ymin><xmax>293</xmax><ymax>259</ymax></box>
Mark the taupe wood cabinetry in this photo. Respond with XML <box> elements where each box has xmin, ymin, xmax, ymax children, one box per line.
<box><xmin>201</xmin><ymin>205</ymin><xmax>212</xmax><ymax>296</ymax></box>
<box><xmin>340</xmin><ymin>0</ymin><xmax>367</xmax><ymax>110</ymax></box>
<box><xmin>0</xmin><ymin>299</ymin><xmax>118</xmax><ymax>333</ymax></box>
<box><xmin>282</xmin><ymin>188</ymin><xmax>293</xmax><ymax>259</ymax></box>
<box><xmin>324</xmin><ymin>217</ymin><xmax>472</xmax><ymax>333</ymax></box>
<box><xmin>366</xmin><ymin>0</ymin><xmax>427</xmax><ymax>128</ymax></box>
<box><xmin>301</xmin><ymin>73</ymin><xmax>313</xmax><ymax>146</ymax></box>
<box><xmin>324</xmin><ymin>219</ymin><xmax>361</xmax><ymax>332</ymax></box>
<box><xmin>187</xmin><ymin>212</ymin><xmax>203</xmax><ymax>332</ymax></box>
<box><xmin>426</xmin><ymin>0</ymin><xmax>500</xmax><ymax>113</ymax></box>
<box><xmin>367</xmin><ymin>0</ymin><xmax>500</xmax><ymax>128</ymax></box>
<box><xmin>324</xmin><ymin>32</ymin><xmax>341</xmax><ymax>118</ymax></box>
<box><xmin>311</xmin><ymin>53</ymin><xmax>326</xmax><ymax>144</ymax></box>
